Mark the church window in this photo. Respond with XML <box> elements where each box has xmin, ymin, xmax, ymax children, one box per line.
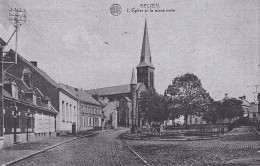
<box><xmin>150</xmin><ymin>57</ymin><xmax>152</xmax><ymax>62</ymax></box>
<box><xmin>150</xmin><ymin>72</ymin><xmax>153</xmax><ymax>87</ymax></box>
<box><xmin>141</xmin><ymin>57</ymin><xmax>144</xmax><ymax>62</ymax></box>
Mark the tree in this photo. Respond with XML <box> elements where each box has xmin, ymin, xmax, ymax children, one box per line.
<box><xmin>202</xmin><ymin>99</ymin><xmax>243</xmax><ymax>124</ymax></box>
<box><xmin>221</xmin><ymin>98</ymin><xmax>243</xmax><ymax>123</ymax></box>
<box><xmin>165</xmin><ymin>73</ymin><xmax>212</xmax><ymax>126</ymax></box>
<box><xmin>139</xmin><ymin>89</ymin><xmax>168</xmax><ymax>124</ymax></box>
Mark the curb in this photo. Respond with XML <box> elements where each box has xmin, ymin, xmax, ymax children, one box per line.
<box><xmin>1</xmin><ymin>133</ymin><xmax>95</xmax><ymax>166</ymax></box>
<box><xmin>253</xmin><ymin>127</ymin><xmax>260</xmax><ymax>136</ymax></box>
<box><xmin>122</xmin><ymin>134</ymin><xmax>221</xmax><ymax>141</ymax></box>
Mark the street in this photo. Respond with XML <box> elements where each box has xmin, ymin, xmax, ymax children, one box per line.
<box><xmin>11</xmin><ymin>128</ymin><xmax>144</xmax><ymax>166</ymax></box>
<box><xmin>10</xmin><ymin>127</ymin><xmax>260</xmax><ymax>166</ymax></box>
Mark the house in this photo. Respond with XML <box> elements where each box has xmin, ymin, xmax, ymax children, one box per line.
<box><xmin>239</xmin><ymin>95</ymin><xmax>251</xmax><ymax>118</ymax></box>
<box><xmin>59</xmin><ymin>84</ymin><xmax>103</xmax><ymax>131</ymax></box>
<box><xmin>3</xmin><ymin>50</ymin><xmax>78</xmax><ymax>135</ymax></box>
<box><xmin>247</xmin><ymin>103</ymin><xmax>260</xmax><ymax>123</ymax></box>
<box><xmin>57</xmin><ymin>84</ymin><xmax>78</xmax><ymax>135</ymax></box>
<box><xmin>2</xmin><ymin>71</ymin><xmax>57</xmax><ymax>147</ymax></box>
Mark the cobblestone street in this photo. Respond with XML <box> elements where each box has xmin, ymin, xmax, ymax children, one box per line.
<box><xmin>125</xmin><ymin>126</ymin><xmax>260</xmax><ymax>165</ymax></box>
<box><xmin>10</xmin><ymin>129</ymin><xmax>144</xmax><ymax>166</ymax></box>
<box><xmin>5</xmin><ymin>126</ymin><xmax>260</xmax><ymax>166</ymax></box>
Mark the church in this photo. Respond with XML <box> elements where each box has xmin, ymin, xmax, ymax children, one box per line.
<box><xmin>86</xmin><ymin>20</ymin><xmax>155</xmax><ymax>128</ymax></box>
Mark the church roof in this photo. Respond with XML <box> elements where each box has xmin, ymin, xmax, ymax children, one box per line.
<box><xmin>137</xmin><ymin>20</ymin><xmax>155</xmax><ymax>69</ymax></box>
<box><xmin>86</xmin><ymin>83</ymin><xmax>143</xmax><ymax>96</ymax></box>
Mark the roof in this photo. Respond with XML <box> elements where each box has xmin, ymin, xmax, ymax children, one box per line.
<box><xmin>5</xmin><ymin>49</ymin><xmax>59</xmax><ymax>88</ymax></box>
<box><xmin>86</xmin><ymin>83</ymin><xmax>143</xmax><ymax>96</ymax></box>
<box><xmin>241</xmin><ymin>99</ymin><xmax>251</xmax><ymax>107</ymax></box>
<box><xmin>137</xmin><ymin>20</ymin><xmax>155</xmax><ymax>69</ymax></box>
<box><xmin>58</xmin><ymin>83</ymin><xmax>79</xmax><ymax>100</ymax></box>
<box><xmin>249</xmin><ymin>103</ymin><xmax>258</xmax><ymax>113</ymax></box>
<box><xmin>3</xmin><ymin>72</ymin><xmax>58</xmax><ymax>114</ymax></box>
<box><xmin>59</xmin><ymin>83</ymin><xmax>101</xmax><ymax>106</ymax></box>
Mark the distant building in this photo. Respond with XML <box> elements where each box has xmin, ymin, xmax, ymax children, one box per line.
<box><xmin>59</xmin><ymin>84</ymin><xmax>103</xmax><ymax>131</ymax></box>
<box><xmin>247</xmin><ymin>103</ymin><xmax>260</xmax><ymax>123</ymax></box>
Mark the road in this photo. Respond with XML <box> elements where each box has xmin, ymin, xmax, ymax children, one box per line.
<box><xmin>11</xmin><ymin>126</ymin><xmax>260</xmax><ymax>166</ymax></box>
<box><xmin>12</xmin><ymin>128</ymin><xmax>145</xmax><ymax>166</ymax></box>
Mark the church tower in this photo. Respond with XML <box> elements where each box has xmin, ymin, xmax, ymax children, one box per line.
<box><xmin>136</xmin><ymin>20</ymin><xmax>155</xmax><ymax>89</ymax></box>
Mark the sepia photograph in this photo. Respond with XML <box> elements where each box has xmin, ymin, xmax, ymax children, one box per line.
<box><xmin>0</xmin><ymin>0</ymin><xmax>259</xmax><ymax>165</ymax></box>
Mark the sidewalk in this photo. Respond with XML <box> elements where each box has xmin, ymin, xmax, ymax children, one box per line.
<box><xmin>0</xmin><ymin>132</ymin><xmax>95</xmax><ymax>166</ymax></box>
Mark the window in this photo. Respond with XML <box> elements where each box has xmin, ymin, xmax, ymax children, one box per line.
<box><xmin>74</xmin><ymin>106</ymin><xmax>76</xmax><ymax>123</ymax></box>
<box><xmin>195</xmin><ymin>118</ymin><xmax>198</xmax><ymax>124</ymax></box>
<box><xmin>253</xmin><ymin>113</ymin><xmax>256</xmax><ymax>118</ymax></box>
<box><xmin>141</xmin><ymin>57</ymin><xmax>144</xmax><ymax>62</ymax></box>
<box><xmin>70</xmin><ymin>104</ymin><xmax>72</xmax><ymax>123</ymax></box>
<box><xmin>66</xmin><ymin>103</ymin><xmax>69</xmax><ymax>122</ymax></box>
<box><xmin>150</xmin><ymin>72</ymin><xmax>153</xmax><ymax>87</ymax></box>
<box><xmin>22</xmin><ymin>68</ymin><xmax>32</xmax><ymax>88</ymax></box>
<box><xmin>62</xmin><ymin>101</ymin><xmax>65</xmax><ymax>122</ymax></box>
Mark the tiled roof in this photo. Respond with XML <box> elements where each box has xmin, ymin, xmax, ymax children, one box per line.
<box><xmin>3</xmin><ymin>72</ymin><xmax>58</xmax><ymax>114</ymax></box>
<box><xmin>86</xmin><ymin>83</ymin><xmax>142</xmax><ymax>96</ymax></box>
<box><xmin>59</xmin><ymin>83</ymin><xmax>101</xmax><ymax>106</ymax></box>
<box><xmin>5</xmin><ymin>49</ymin><xmax>59</xmax><ymax>88</ymax></box>
<box><xmin>58</xmin><ymin>83</ymin><xmax>79</xmax><ymax>99</ymax></box>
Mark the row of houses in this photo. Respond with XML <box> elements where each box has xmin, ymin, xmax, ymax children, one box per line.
<box><xmin>0</xmin><ymin>20</ymin><xmax>156</xmax><ymax>148</ymax></box>
<box><xmin>0</xmin><ymin>50</ymin><xmax>104</xmax><ymax>148</ymax></box>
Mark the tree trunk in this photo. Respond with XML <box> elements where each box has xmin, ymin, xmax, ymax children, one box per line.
<box><xmin>185</xmin><ymin>114</ymin><xmax>188</xmax><ymax>128</ymax></box>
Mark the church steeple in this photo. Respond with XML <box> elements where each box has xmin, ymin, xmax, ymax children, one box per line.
<box><xmin>130</xmin><ymin>68</ymin><xmax>137</xmax><ymax>85</ymax></box>
<box><xmin>136</xmin><ymin>20</ymin><xmax>155</xmax><ymax>89</ymax></box>
<box><xmin>137</xmin><ymin>19</ymin><xmax>154</xmax><ymax>69</ymax></box>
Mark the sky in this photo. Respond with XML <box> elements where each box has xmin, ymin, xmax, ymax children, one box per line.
<box><xmin>0</xmin><ymin>0</ymin><xmax>259</xmax><ymax>102</ymax></box>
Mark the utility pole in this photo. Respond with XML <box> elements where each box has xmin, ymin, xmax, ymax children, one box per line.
<box><xmin>0</xmin><ymin>38</ymin><xmax>6</xmax><ymax>149</ymax></box>
<box><xmin>9</xmin><ymin>8</ymin><xmax>27</xmax><ymax>64</ymax></box>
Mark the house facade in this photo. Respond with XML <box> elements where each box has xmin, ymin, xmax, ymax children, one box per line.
<box><xmin>4</xmin><ymin>50</ymin><xmax>78</xmax><ymax>135</ymax></box>
<box><xmin>2</xmin><ymin>71</ymin><xmax>57</xmax><ymax>148</ymax></box>
<box><xmin>59</xmin><ymin>84</ymin><xmax>103</xmax><ymax>131</ymax></box>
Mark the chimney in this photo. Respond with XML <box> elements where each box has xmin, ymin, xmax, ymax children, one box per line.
<box><xmin>30</xmin><ymin>61</ymin><xmax>37</xmax><ymax>67</ymax></box>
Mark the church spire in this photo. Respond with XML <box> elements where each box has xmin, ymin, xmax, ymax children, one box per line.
<box><xmin>137</xmin><ymin>19</ymin><xmax>155</xmax><ymax>69</ymax></box>
<box><xmin>130</xmin><ymin>68</ymin><xmax>137</xmax><ymax>85</ymax></box>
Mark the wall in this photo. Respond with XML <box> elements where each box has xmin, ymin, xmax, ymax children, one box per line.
<box><xmin>57</xmin><ymin>91</ymin><xmax>78</xmax><ymax>134</ymax></box>
<box><xmin>103</xmin><ymin>102</ymin><xmax>117</xmax><ymax>129</ymax></box>
<box><xmin>78</xmin><ymin>101</ymin><xmax>102</xmax><ymax>131</ymax></box>
<box><xmin>187</xmin><ymin>115</ymin><xmax>207</xmax><ymax>125</ymax></box>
